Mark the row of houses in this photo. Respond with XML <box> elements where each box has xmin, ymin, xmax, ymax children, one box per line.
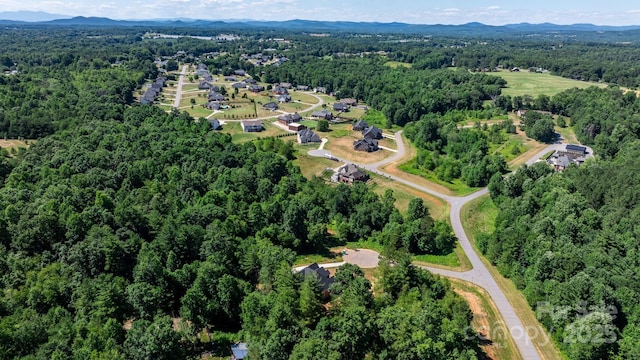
<box><xmin>352</xmin><ymin>120</ymin><xmax>383</xmax><ymax>152</ymax></box>
<box><xmin>140</xmin><ymin>77</ymin><xmax>167</xmax><ymax>105</ymax></box>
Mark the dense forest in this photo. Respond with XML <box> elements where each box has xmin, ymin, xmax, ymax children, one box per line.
<box><xmin>0</xmin><ymin>105</ymin><xmax>475</xmax><ymax>359</ymax></box>
<box><xmin>3</xmin><ymin>23</ymin><xmax>640</xmax><ymax>359</ymax></box>
<box><xmin>485</xmin><ymin>85</ymin><xmax>640</xmax><ymax>359</ymax></box>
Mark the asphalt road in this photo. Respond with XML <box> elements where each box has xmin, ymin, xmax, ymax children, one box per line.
<box><xmin>172</xmin><ymin>65</ymin><xmax>188</xmax><ymax>108</ymax></box>
<box><xmin>308</xmin><ymin>132</ymin><xmax>594</xmax><ymax>360</ymax></box>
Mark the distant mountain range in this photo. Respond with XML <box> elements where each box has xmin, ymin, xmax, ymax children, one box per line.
<box><xmin>2</xmin><ymin>11</ymin><xmax>640</xmax><ymax>35</ymax></box>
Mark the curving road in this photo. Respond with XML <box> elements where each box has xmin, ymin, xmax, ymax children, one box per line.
<box><xmin>309</xmin><ymin>132</ymin><xmax>594</xmax><ymax>360</ymax></box>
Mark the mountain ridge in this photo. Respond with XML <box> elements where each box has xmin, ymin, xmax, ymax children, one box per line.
<box><xmin>2</xmin><ymin>12</ymin><xmax>640</xmax><ymax>34</ymax></box>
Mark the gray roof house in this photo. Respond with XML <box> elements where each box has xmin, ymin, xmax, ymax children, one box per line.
<box><xmin>231</xmin><ymin>82</ymin><xmax>246</xmax><ymax>89</ymax></box>
<box><xmin>262</xmin><ymin>102</ymin><xmax>278</xmax><ymax>111</ymax></box>
<box><xmin>277</xmin><ymin>113</ymin><xmax>302</xmax><ymax>125</ymax></box>
<box><xmin>241</xmin><ymin>120</ymin><xmax>263</xmax><ymax>132</ymax></box>
<box><xmin>333</xmin><ymin>103</ymin><xmax>349</xmax><ymax>112</ymax></box>
<box><xmin>230</xmin><ymin>343</ymin><xmax>248</xmax><ymax>360</ymax></box>
<box><xmin>353</xmin><ymin>138</ymin><xmax>379</xmax><ymax>152</ymax></box>
<box><xmin>353</xmin><ymin>120</ymin><xmax>369</xmax><ymax>131</ymax></box>
<box><xmin>297</xmin><ymin>129</ymin><xmax>321</xmax><ymax>144</ymax></box>
<box><xmin>208</xmin><ymin>92</ymin><xmax>225</xmax><ymax>102</ymax></box>
<box><xmin>276</xmin><ymin>94</ymin><xmax>292</xmax><ymax>103</ymax></box>
<box><xmin>299</xmin><ymin>263</ymin><xmax>334</xmax><ymax>295</ymax></box>
<box><xmin>363</xmin><ymin>126</ymin><xmax>383</xmax><ymax>140</ymax></box>
<box><xmin>311</xmin><ymin>110</ymin><xmax>333</xmax><ymax>120</ymax></box>
<box><xmin>248</xmin><ymin>84</ymin><xmax>265</xmax><ymax>92</ymax></box>
<box><xmin>208</xmin><ymin>119</ymin><xmax>222</xmax><ymax>130</ymax></box>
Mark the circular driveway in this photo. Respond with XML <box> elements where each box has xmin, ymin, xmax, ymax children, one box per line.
<box><xmin>343</xmin><ymin>249</ymin><xmax>380</xmax><ymax>268</ymax></box>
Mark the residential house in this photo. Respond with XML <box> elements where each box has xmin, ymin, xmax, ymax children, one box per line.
<box><xmin>333</xmin><ymin>103</ymin><xmax>349</xmax><ymax>112</ymax></box>
<box><xmin>231</xmin><ymin>82</ymin><xmax>246</xmax><ymax>89</ymax></box>
<box><xmin>277</xmin><ymin>113</ymin><xmax>302</xmax><ymax>125</ymax></box>
<box><xmin>339</xmin><ymin>98</ymin><xmax>358</xmax><ymax>106</ymax></box>
<box><xmin>353</xmin><ymin>137</ymin><xmax>379</xmax><ymax>152</ymax></box>
<box><xmin>314</xmin><ymin>86</ymin><xmax>327</xmax><ymax>94</ymax></box>
<box><xmin>273</xmin><ymin>86</ymin><xmax>289</xmax><ymax>95</ymax></box>
<box><xmin>566</xmin><ymin>144</ymin><xmax>587</xmax><ymax>155</ymax></box>
<box><xmin>198</xmin><ymin>81</ymin><xmax>212</xmax><ymax>90</ymax></box>
<box><xmin>296</xmin><ymin>85</ymin><xmax>310</xmax><ymax>91</ymax></box>
<box><xmin>335</xmin><ymin>164</ymin><xmax>369</xmax><ymax>184</ymax></box>
<box><xmin>234</xmin><ymin>69</ymin><xmax>246</xmax><ymax>76</ymax></box>
<box><xmin>230</xmin><ymin>343</ymin><xmax>248</xmax><ymax>360</ymax></box>
<box><xmin>311</xmin><ymin>110</ymin><xmax>333</xmax><ymax>120</ymax></box>
<box><xmin>352</xmin><ymin>120</ymin><xmax>369</xmax><ymax>131</ymax></box>
<box><xmin>208</xmin><ymin>119</ymin><xmax>222</xmax><ymax>130</ymax></box>
<box><xmin>248</xmin><ymin>84</ymin><xmax>265</xmax><ymax>92</ymax></box>
<box><xmin>224</xmin><ymin>76</ymin><xmax>237</xmax><ymax>82</ymax></box>
<box><xmin>299</xmin><ymin>263</ymin><xmax>334</xmax><ymax>297</ymax></box>
<box><xmin>289</xmin><ymin>123</ymin><xmax>306</xmax><ymax>132</ymax></box>
<box><xmin>547</xmin><ymin>144</ymin><xmax>587</xmax><ymax>171</ymax></box>
<box><xmin>241</xmin><ymin>120</ymin><xmax>263</xmax><ymax>132</ymax></box>
<box><xmin>363</xmin><ymin>126</ymin><xmax>383</xmax><ymax>140</ymax></box>
<box><xmin>276</xmin><ymin>94</ymin><xmax>292</xmax><ymax>103</ymax></box>
<box><xmin>243</xmin><ymin>78</ymin><xmax>257</xmax><ymax>85</ymax></box>
<box><xmin>205</xmin><ymin>101</ymin><xmax>222</xmax><ymax>110</ymax></box>
<box><xmin>297</xmin><ymin>129</ymin><xmax>321</xmax><ymax>144</ymax></box>
<box><xmin>262</xmin><ymin>102</ymin><xmax>278</xmax><ymax>111</ymax></box>
<box><xmin>208</xmin><ymin>92</ymin><xmax>225</xmax><ymax>102</ymax></box>
<box><xmin>279</xmin><ymin>82</ymin><xmax>292</xmax><ymax>89</ymax></box>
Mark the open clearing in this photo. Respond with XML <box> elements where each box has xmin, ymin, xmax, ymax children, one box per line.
<box><xmin>0</xmin><ymin>139</ymin><xmax>31</xmax><ymax>152</ymax></box>
<box><xmin>493</xmin><ymin>69</ymin><xmax>607</xmax><ymax>97</ymax></box>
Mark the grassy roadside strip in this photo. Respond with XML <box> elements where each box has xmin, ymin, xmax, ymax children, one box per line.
<box><xmin>449</xmin><ymin>278</ymin><xmax>524</xmax><ymax>360</ymax></box>
<box><xmin>461</xmin><ymin>195</ymin><xmax>563</xmax><ymax>360</ymax></box>
<box><xmin>412</xmin><ymin>242</ymin><xmax>472</xmax><ymax>271</ymax></box>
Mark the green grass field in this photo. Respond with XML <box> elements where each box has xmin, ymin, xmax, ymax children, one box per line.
<box><xmin>494</xmin><ymin>69</ymin><xmax>606</xmax><ymax>97</ymax></box>
<box><xmin>384</xmin><ymin>61</ymin><xmax>412</xmax><ymax>68</ymax></box>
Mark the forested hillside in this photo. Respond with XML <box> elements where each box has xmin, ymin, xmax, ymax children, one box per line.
<box><xmin>0</xmin><ymin>105</ymin><xmax>478</xmax><ymax>359</ymax></box>
<box><xmin>262</xmin><ymin>56</ymin><xmax>505</xmax><ymax>126</ymax></box>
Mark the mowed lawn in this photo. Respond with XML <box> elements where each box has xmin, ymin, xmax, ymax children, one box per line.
<box><xmin>494</xmin><ymin>70</ymin><xmax>606</xmax><ymax>97</ymax></box>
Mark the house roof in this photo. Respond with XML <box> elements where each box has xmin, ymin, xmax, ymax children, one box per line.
<box><xmin>276</xmin><ymin>94</ymin><xmax>291</xmax><ymax>102</ymax></box>
<box><xmin>566</xmin><ymin>144</ymin><xmax>587</xmax><ymax>154</ymax></box>
<box><xmin>353</xmin><ymin>120</ymin><xmax>369</xmax><ymax>130</ymax></box>
<box><xmin>333</xmin><ymin>103</ymin><xmax>348</xmax><ymax>111</ymax></box>
<box><xmin>354</xmin><ymin>137</ymin><xmax>379</xmax><ymax>151</ymax></box>
<box><xmin>278</xmin><ymin>113</ymin><xmax>302</xmax><ymax>123</ymax></box>
<box><xmin>300</xmin><ymin>263</ymin><xmax>334</xmax><ymax>292</ymax></box>
<box><xmin>312</xmin><ymin>109</ymin><xmax>332</xmax><ymax>118</ymax></box>
<box><xmin>230</xmin><ymin>343</ymin><xmax>248</xmax><ymax>360</ymax></box>
<box><xmin>262</xmin><ymin>102</ymin><xmax>278</xmax><ymax>110</ymax></box>
<box><xmin>298</xmin><ymin>129</ymin><xmax>321</xmax><ymax>143</ymax></box>
<box><xmin>208</xmin><ymin>119</ymin><xmax>221</xmax><ymax>130</ymax></box>
<box><xmin>241</xmin><ymin>120</ymin><xmax>263</xmax><ymax>128</ymax></box>
<box><xmin>363</xmin><ymin>126</ymin><xmax>382</xmax><ymax>139</ymax></box>
<box><xmin>341</xmin><ymin>164</ymin><xmax>368</xmax><ymax>180</ymax></box>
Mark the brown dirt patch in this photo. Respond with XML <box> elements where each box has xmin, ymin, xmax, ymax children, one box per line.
<box><xmin>452</xmin><ymin>285</ymin><xmax>500</xmax><ymax>360</ymax></box>
<box><xmin>325</xmin><ymin>137</ymin><xmax>392</xmax><ymax>164</ymax></box>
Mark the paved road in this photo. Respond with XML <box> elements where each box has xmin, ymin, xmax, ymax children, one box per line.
<box><xmin>309</xmin><ymin>132</ymin><xmax>595</xmax><ymax>359</ymax></box>
<box><xmin>172</xmin><ymin>65</ymin><xmax>188</xmax><ymax>108</ymax></box>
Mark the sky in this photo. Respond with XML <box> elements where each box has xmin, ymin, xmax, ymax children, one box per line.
<box><xmin>2</xmin><ymin>0</ymin><xmax>640</xmax><ymax>25</ymax></box>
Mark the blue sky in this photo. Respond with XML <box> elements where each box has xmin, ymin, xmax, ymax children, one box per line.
<box><xmin>2</xmin><ymin>0</ymin><xmax>640</xmax><ymax>25</ymax></box>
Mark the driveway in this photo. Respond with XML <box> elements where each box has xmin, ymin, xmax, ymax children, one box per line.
<box><xmin>342</xmin><ymin>249</ymin><xmax>380</xmax><ymax>268</ymax></box>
